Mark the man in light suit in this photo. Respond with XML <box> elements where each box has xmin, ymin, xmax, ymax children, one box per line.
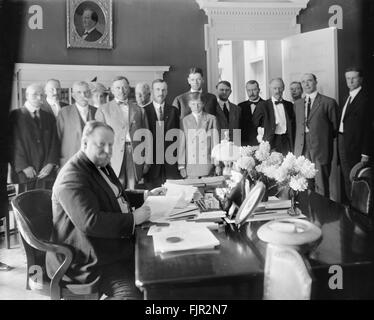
<box><xmin>80</xmin><ymin>8</ymin><xmax>103</xmax><ymax>42</ymax></box>
<box><xmin>238</xmin><ymin>80</ymin><xmax>264</xmax><ymax>146</ymax></box>
<box><xmin>172</xmin><ymin>67</ymin><xmax>217</xmax><ymax>119</ymax></box>
<box><xmin>95</xmin><ymin>76</ymin><xmax>150</xmax><ymax>189</ymax></box>
<box><xmin>143</xmin><ymin>79</ymin><xmax>181</xmax><ymax>189</ymax></box>
<box><xmin>338</xmin><ymin>67</ymin><xmax>373</xmax><ymax>202</ymax></box>
<box><xmin>254</xmin><ymin>78</ymin><xmax>295</xmax><ymax>155</ymax></box>
<box><xmin>47</xmin><ymin>121</ymin><xmax>164</xmax><ymax>299</ymax></box>
<box><xmin>41</xmin><ymin>79</ymin><xmax>68</xmax><ymax>118</ymax></box>
<box><xmin>214</xmin><ymin>81</ymin><xmax>241</xmax><ymax>144</ymax></box>
<box><xmin>57</xmin><ymin>81</ymin><xmax>96</xmax><ymax>167</ymax></box>
<box><xmin>178</xmin><ymin>93</ymin><xmax>220</xmax><ymax>178</ymax></box>
<box><xmin>294</xmin><ymin>73</ymin><xmax>338</xmax><ymax>197</ymax></box>
<box><xmin>9</xmin><ymin>83</ymin><xmax>59</xmax><ymax>191</ymax></box>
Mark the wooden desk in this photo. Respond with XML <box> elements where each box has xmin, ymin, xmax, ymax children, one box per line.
<box><xmin>135</xmin><ymin>191</ymin><xmax>374</xmax><ymax>299</ymax></box>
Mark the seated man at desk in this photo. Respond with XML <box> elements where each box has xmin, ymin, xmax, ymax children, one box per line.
<box><xmin>178</xmin><ymin>93</ymin><xmax>220</xmax><ymax>178</ymax></box>
<box><xmin>46</xmin><ymin>120</ymin><xmax>163</xmax><ymax>300</ymax></box>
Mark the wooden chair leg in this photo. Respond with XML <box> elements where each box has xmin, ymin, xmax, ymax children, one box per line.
<box><xmin>4</xmin><ymin>211</ymin><xmax>10</xmax><ymax>249</ymax></box>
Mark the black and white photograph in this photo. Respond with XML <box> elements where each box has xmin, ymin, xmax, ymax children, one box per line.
<box><xmin>0</xmin><ymin>0</ymin><xmax>373</xmax><ymax>307</ymax></box>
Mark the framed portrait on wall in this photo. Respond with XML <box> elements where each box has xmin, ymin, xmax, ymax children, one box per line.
<box><xmin>67</xmin><ymin>0</ymin><xmax>113</xmax><ymax>49</ymax></box>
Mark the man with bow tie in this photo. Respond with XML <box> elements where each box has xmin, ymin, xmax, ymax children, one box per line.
<box><xmin>238</xmin><ymin>80</ymin><xmax>264</xmax><ymax>146</ymax></box>
<box><xmin>95</xmin><ymin>76</ymin><xmax>150</xmax><ymax>190</ymax></box>
<box><xmin>80</xmin><ymin>8</ymin><xmax>103</xmax><ymax>42</ymax></box>
<box><xmin>253</xmin><ymin>78</ymin><xmax>295</xmax><ymax>155</ymax></box>
<box><xmin>41</xmin><ymin>79</ymin><xmax>68</xmax><ymax>118</ymax></box>
<box><xmin>57</xmin><ymin>81</ymin><xmax>96</xmax><ymax>168</ymax></box>
<box><xmin>294</xmin><ymin>73</ymin><xmax>338</xmax><ymax>198</ymax></box>
<box><xmin>9</xmin><ymin>83</ymin><xmax>59</xmax><ymax>191</ymax></box>
<box><xmin>143</xmin><ymin>79</ymin><xmax>181</xmax><ymax>188</ymax></box>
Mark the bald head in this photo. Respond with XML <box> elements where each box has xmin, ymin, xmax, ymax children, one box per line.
<box><xmin>135</xmin><ymin>82</ymin><xmax>151</xmax><ymax>107</ymax></box>
<box><xmin>26</xmin><ymin>83</ymin><xmax>44</xmax><ymax>109</ymax></box>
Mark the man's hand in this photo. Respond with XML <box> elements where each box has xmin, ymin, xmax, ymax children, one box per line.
<box><xmin>38</xmin><ymin>163</ymin><xmax>55</xmax><ymax>179</ymax></box>
<box><xmin>149</xmin><ymin>187</ymin><xmax>167</xmax><ymax>196</ymax></box>
<box><xmin>22</xmin><ymin>166</ymin><xmax>37</xmax><ymax>179</ymax></box>
<box><xmin>215</xmin><ymin>166</ymin><xmax>222</xmax><ymax>176</ymax></box>
<box><xmin>133</xmin><ymin>205</ymin><xmax>151</xmax><ymax>225</ymax></box>
<box><xmin>179</xmin><ymin>168</ymin><xmax>187</xmax><ymax>178</ymax></box>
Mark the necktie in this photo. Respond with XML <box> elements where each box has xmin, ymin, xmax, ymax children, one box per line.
<box><xmin>306</xmin><ymin>97</ymin><xmax>311</xmax><ymax>119</ymax></box>
<box><xmin>223</xmin><ymin>103</ymin><xmax>229</xmax><ymax>122</ymax></box>
<box><xmin>159</xmin><ymin>106</ymin><xmax>164</xmax><ymax>121</ymax></box>
<box><xmin>33</xmin><ymin>111</ymin><xmax>41</xmax><ymax>128</ymax></box>
<box><xmin>342</xmin><ymin>96</ymin><xmax>352</xmax><ymax>122</ymax></box>
<box><xmin>274</xmin><ymin>100</ymin><xmax>282</xmax><ymax>105</ymax></box>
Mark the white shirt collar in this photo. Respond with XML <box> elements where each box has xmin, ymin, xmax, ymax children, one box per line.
<box><xmin>46</xmin><ymin>97</ymin><xmax>60</xmax><ymax>106</ymax></box>
<box><xmin>271</xmin><ymin>96</ymin><xmax>283</xmax><ymax>104</ymax></box>
<box><xmin>218</xmin><ymin>99</ymin><xmax>230</xmax><ymax>110</ymax></box>
<box><xmin>190</xmin><ymin>89</ymin><xmax>202</xmax><ymax>93</ymax></box>
<box><xmin>305</xmin><ymin>91</ymin><xmax>318</xmax><ymax>101</ymax></box>
<box><xmin>153</xmin><ymin>101</ymin><xmax>165</xmax><ymax>109</ymax></box>
<box><xmin>24</xmin><ymin>101</ymin><xmax>40</xmax><ymax>115</ymax></box>
<box><xmin>349</xmin><ymin>86</ymin><xmax>362</xmax><ymax>99</ymax></box>
<box><xmin>115</xmin><ymin>98</ymin><xmax>128</xmax><ymax>105</ymax></box>
<box><xmin>84</xmin><ymin>26</ymin><xmax>97</xmax><ymax>34</ymax></box>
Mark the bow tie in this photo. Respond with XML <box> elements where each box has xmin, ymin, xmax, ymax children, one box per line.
<box><xmin>274</xmin><ymin>100</ymin><xmax>283</xmax><ymax>105</ymax></box>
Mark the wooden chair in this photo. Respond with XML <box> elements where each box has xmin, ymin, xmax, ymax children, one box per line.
<box><xmin>11</xmin><ymin>189</ymin><xmax>99</xmax><ymax>300</ymax></box>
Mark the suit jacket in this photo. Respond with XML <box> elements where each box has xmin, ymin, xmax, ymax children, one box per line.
<box><xmin>294</xmin><ymin>93</ymin><xmax>338</xmax><ymax>165</ymax></box>
<box><xmin>41</xmin><ymin>101</ymin><xmax>68</xmax><ymax>118</ymax></box>
<box><xmin>179</xmin><ymin>112</ymin><xmax>219</xmax><ymax>177</ymax></box>
<box><xmin>46</xmin><ymin>151</ymin><xmax>144</xmax><ymax>290</ymax></box>
<box><xmin>238</xmin><ymin>98</ymin><xmax>264</xmax><ymax>146</ymax></box>
<box><xmin>9</xmin><ymin>107</ymin><xmax>59</xmax><ymax>184</ymax></box>
<box><xmin>143</xmin><ymin>103</ymin><xmax>181</xmax><ymax>183</ymax></box>
<box><xmin>339</xmin><ymin>89</ymin><xmax>373</xmax><ymax>167</ymax></box>
<box><xmin>57</xmin><ymin>104</ymin><xmax>96</xmax><ymax>167</ymax></box>
<box><xmin>82</xmin><ymin>28</ymin><xmax>103</xmax><ymax>42</ymax></box>
<box><xmin>214</xmin><ymin>101</ymin><xmax>241</xmax><ymax>143</ymax></box>
<box><xmin>172</xmin><ymin>91</ymin><xmax>217</xmax><ymax>119</ymax></box>
<box><xmin>253</xmin><ymin>99</ymin><xmax>295</xmax><ymax>151</ymax></box>
<box><xmin>95</xmin><ymin>100</ymin><xmax>150</xmax><ymax>181</ymax></box>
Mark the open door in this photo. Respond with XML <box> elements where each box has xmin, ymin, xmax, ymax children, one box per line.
<box><xmin>282</xmin><ymin>27</ymin><xmax>339</xmax><ymax>102</ymax></box>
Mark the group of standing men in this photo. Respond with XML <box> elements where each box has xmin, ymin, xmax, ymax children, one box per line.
<box><xmin>8</xmin><ymin>66</ymin><xmax>372</xmax><ymax>203</ymax></box>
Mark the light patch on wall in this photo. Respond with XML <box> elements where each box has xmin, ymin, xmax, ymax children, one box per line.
<box><xmin>28</xmin><ymin>5</ymin><xmax>43</xmax><ymax>30</ymax></box>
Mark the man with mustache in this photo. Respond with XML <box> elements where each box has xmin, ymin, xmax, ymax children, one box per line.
<box><xmin>57</xmin><ymin>81</ymin><xmax>96</xmax><ymax>167</ymax></box>
<box><xmin>238</xmin><ymin>80</ymin><xmax>264</xmax><ymax>146</ymax></box>
<box><xmin>47</xmin><ymin>121</ymin><xmax>164</xmax><ymax>299</ymax></box>
<box><xmin>41</xmin><ymin>79</ymin><xmax>68</xmax><ymax>118</ymax></box>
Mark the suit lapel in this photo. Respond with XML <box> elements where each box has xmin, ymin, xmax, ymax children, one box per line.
<box><xmin>308</xmin><ymin>93</ymin><xmax>322</xmax><ymax>121</ymax></box>
<box><xmin>72</xmin><ymin>104</ymin><xmax>85</xmax><ymax>130</ymax></box>
<box><xmin>344</xmin><ymin>90</ymin><xmax>362</xmax><ymax>120</ymax></box>
<box><xmin>268</xmin><ymin>100</ymin><xmax>276</xmax><ymax>128</ymax></box>
<box><xmin>216</xmin><ymin>103</ymin><xmax>228</xmax><ymax>127</ymax></box>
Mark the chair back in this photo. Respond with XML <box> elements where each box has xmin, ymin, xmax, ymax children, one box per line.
<box><xmin>263</xmin><ymin>244</ymin><xmax>312</xmax><ymax>300</ymax></box>
<box><xmin>350</xmin><ymin>163</ymin><xmax>372</xmax><ymax>215</ymax></box>
<box><xmin>11</xmin><ymin>189</ymin><xmax>53</xmax><ymax>251</ymax></box>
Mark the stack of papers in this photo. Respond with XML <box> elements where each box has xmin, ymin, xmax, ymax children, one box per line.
<box><xmin>165</xmin><ymin>176</ymin><xmax>225</xmax><ymax>187</ymax></box>
<box><xmin>151</xmin><ymin>221</ymin><xmax>220</xmax><ymax>254</ymax></box>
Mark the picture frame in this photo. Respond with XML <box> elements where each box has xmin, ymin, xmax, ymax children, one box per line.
<box><xmin>67</xmin><ymin>0</ymin><xmax>113</xmax><ymax>49</ymax></box>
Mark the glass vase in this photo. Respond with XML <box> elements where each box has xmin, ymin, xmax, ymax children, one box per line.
<box><xmin>288</xmin><ymin>189</ymin><xmax>301</xmax><ymax>216</ymax></box>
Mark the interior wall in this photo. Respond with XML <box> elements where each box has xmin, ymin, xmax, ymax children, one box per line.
<box><xmin>298</xmin><ymin>0</ymin><xmax>368</xmax><ymax>105</ymax></box>
<box><xmin>14</xmin><ymin>0</ymin><xmax>208</xmax><ymax>104</ymax></box>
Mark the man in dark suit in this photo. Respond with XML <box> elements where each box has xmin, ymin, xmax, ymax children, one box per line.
<box><xmin>80</xmin><ymin>8</ymin><xmax>103</xmax><ymax>42</ymax></box>
<box><xmin>253</xmin><ymin>78</ymin><xmax>295</xmax><ymax>155</ymax></box>
<box><xmin>172</xmin><ymin>67</ymin><xmax>217</xmax><ymax>119</ymax></box>
<box><xmin>96</xmin><ymin>76</ymin><xmax>150</xmax><ymax>189</ymax></box>
<box><xmin>143</xmin><ymin>79</ymin><xmax>181</xmax><ymax>188</ymax></box>
<box><xmin>57</xmin><ymin>81</ymin><xmax>96</xmax><ymax>167</ymax></box>
<box><xmin>214</xmin><ymin>80</ymin><xmax>241</xmax><ymax>144</ymax></box>
<box><xmin>9</xmin><ymin>83</ymin><xmax>59</xmax><ymax>191</ymax></box>
<box><xmin>238</xmin><ymin>80</ymin><xmax>264</xmax><ymax>146</ymax></box>
<box><xmin>338</xmin><ymin>67</ymin><xmax>373</xmax><ymax>202</ymax></box>
<box><xmin>294</xmin><ymin>73</ymin><xmax>338</xmax><ymax>197</ymax></box>
<box><xmin>46</xmin><ymin>120</ymin><xmax>164</xmax><ymax>299</ymax></box>
<box><xmin>41</xmin><ymin>79</ymin><xmax>68</xmax><ymax>118</ymax></box>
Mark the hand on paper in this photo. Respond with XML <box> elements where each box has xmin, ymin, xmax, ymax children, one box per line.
<box><xmin>133</xmin><ymin>205</ymin><xmax>151</xmax><ymax>225</ymax></box>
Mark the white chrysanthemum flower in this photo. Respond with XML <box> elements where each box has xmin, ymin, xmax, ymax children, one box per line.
<box><xmin>236</xmin><ymin>156</ymin><xmax>255</xmax><ymax>171</ymax></box>
<box><xmin>255</xmin><ymin>141</ymin><xmax>271</xmax><ymax>161</ymax></box>
<box><xmin>289</xmin><ymin>175</ymin><xmax>308</xmax><ymax>192</ymax></box>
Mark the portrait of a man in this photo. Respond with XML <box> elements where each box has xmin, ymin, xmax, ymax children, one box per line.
<box><xmin>67</xmin><ymin>0</ymin><xmax>113</xmax><ymax>49</ymax></box>
<box><xmin>80</xmin><ymin>7</ymin><xmax>103</xmax><ymax>42</ymax></box>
